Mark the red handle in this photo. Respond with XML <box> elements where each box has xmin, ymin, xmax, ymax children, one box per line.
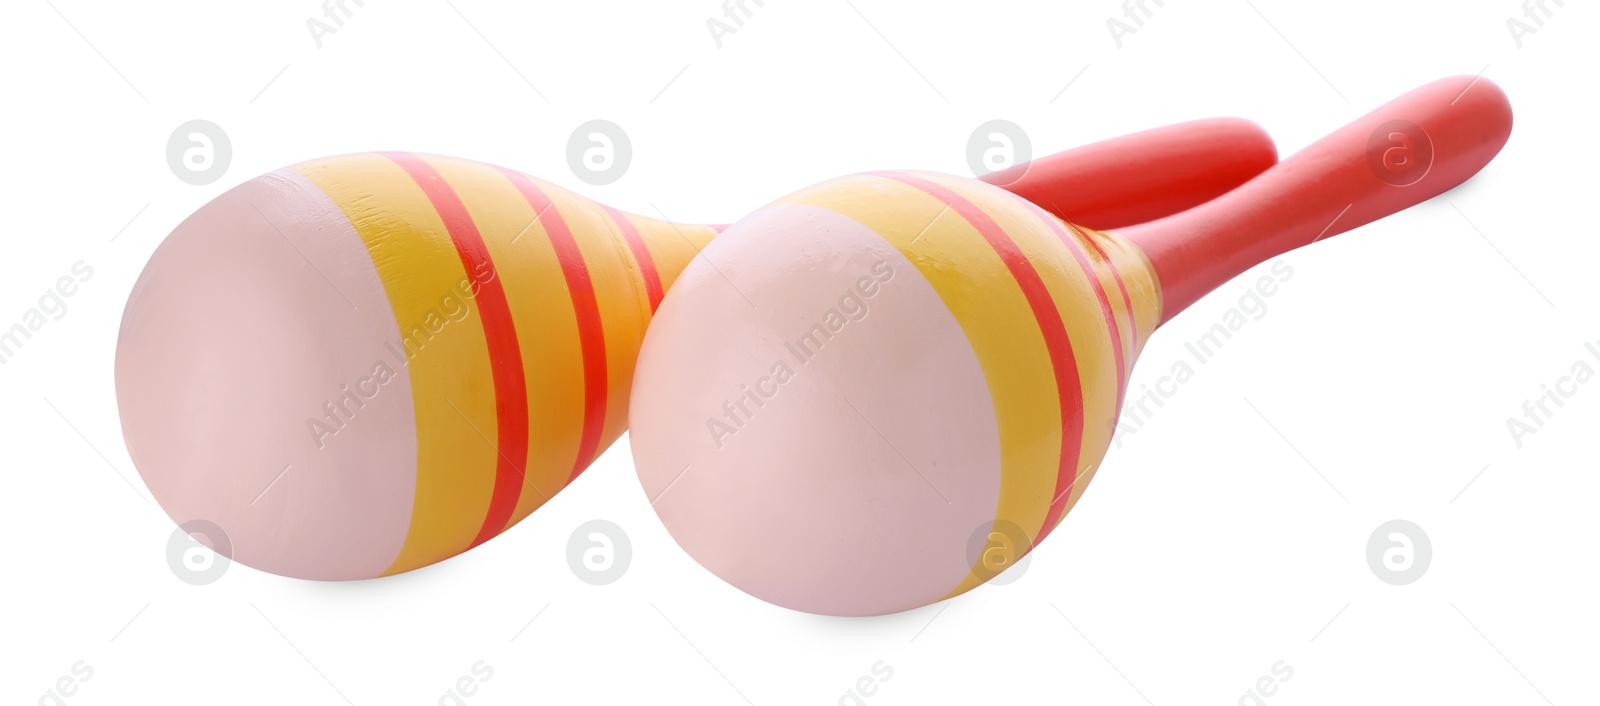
<box><xmin>1117</xmin><ymin>76</ymin><xmax>1514</xmax><ymax>324</ymax></box>
<box><xmin>984</xmin><ymin>118</ymin><xmax>1278</xmax><ymax>231</ymax></box>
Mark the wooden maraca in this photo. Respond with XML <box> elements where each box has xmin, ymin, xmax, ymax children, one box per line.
<box><xmin>630</xmin><ymin>76</ymin><xmax>1514</xmax><ymax>615</ymax></box>
<box><xmin>115</xmin><ymin>121</ymin><xmax>1276</xmax><ymax>581</ymax></box>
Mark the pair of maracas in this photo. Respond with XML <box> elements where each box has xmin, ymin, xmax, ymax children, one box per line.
<box><xmin>116</xmin><ymin>117</ymin><xmax>1272</xmax><ymax>581</ymax></box>
<box><xmin>118</xmin><ymin>76</ymin><xmax>1511</xmax><ymax>616</ymax></box>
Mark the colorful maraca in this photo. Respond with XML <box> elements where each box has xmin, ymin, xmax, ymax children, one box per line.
<box><xmin>116</xmin><ymin>121</ymin><xmax>1276</xmax><ymax>581</ymax></box>
<box><xmin>630</xmin><ymin>76</ymin><xmax>1513</xmax><ymax>615</ymax></box>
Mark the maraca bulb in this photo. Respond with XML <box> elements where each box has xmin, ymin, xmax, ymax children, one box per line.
<box><xmin>115</xmin><ymin>121</ymin><xmax>1275</xmax><ymax>582</ymax></box>
<box><xmin>631</xmin><ymin>75</ymin><xmax>1513</xmax><ymax>617</ymax></box>
<box><xmin>117</xmin><ymin>152</ymin><xmax>713</xmax><ymax>580</ymax></box>
<box><xmin>629</xmin><ymin>171</ymin><xmax>1161</xmax><ymax>616</ymax></box>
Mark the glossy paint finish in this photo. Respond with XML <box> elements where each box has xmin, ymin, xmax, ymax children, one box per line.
<box><xmin>630</xmin><ymin>77</ymin><xmax>1514</xmax><ymax>616</ymax></box>
<box><xmin>631</xmin><ymin>203</ymin><xmax>1004</xmax><ymax>617</ymax></box>
<box><xmin>116</xmin><ymin>169</ymin><xmax>419</xmax><ymax>580</ymax></box>
<box><xmin>985</xmin><ymin>117</ymin><xmax>1277</xmax><ymax>231</ymax></box>
<box><xmin>1123</xmin><ymin>76</ymin><xmax>1514</xmax><ymax>323</ymax></box>
<box><xmin>117</xmin><ymin>153</ymin><xmax>715</xmax><ymax>580</ymax></box>
<box><xmin>631</xmin><ymin>173</ymin><xmax>1161</xmax><ymax>616</ymax></box>
<box><xmin>115</xmin><ymin>122</ymin><xmax>1277</xmax><ymax>582</ymax></box>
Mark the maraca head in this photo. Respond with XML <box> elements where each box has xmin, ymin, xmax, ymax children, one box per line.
<box><xmin>117</xmin><ymin>152</ymin><xmax>712</xmax><ymax>580</ymax></box>
<box><xmin>630</xmin><ymin>171</ymin><xmax>1161</xmax><ymax>616</ymax></box>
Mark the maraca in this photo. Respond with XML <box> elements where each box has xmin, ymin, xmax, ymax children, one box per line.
<box><xmin>630</xmin><ymin>76</ymin><xmax>1514</xmax><ymax>616</ymax></box>
<box><xmin>116</xmin><ymin>120</ymin><xmax>1276</xmax><ymax>581</ymax></box>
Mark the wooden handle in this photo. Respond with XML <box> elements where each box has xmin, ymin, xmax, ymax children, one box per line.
<box><xmin>1117</xmin><ymin>76</ymin><xmax>1514</xmax><ymax>324</ymax></box>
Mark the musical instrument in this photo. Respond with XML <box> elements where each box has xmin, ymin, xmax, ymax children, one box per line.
<box><xmin>115</xmin><ymin>121</ymin><xmax>1274</xmax><ymax>580</ymax></box>
<box><xmin>629</xmin><ymin>76</ymin><xmax>1513</xmax><ymax>615</ymax></box>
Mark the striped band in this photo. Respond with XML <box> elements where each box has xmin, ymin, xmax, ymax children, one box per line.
<box><xmin>293</xmin><ymin>152</ymin><xmax>715</xmax><ymax>576</ymax></box>
<box><xmin>773</xmin><ymin>171</ymin><xmax>1162</xmax><ymax>601</ymax></box>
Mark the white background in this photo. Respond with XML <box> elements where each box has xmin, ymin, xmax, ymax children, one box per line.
<box><xmin>2</xmin><ymin>0</ymin><xmax>1594</xmax><ymax>704</ymax></box>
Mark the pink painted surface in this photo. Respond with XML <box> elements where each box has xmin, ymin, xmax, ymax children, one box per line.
<box><xmin>630</xmin><ymin>204</ymin><xmax>1002</xmax><ymax>616</ymax></box>
<box><xmin>116</xmin><ymin>169</ymin><xmax>417</xmax><ymax>580</ymax></box>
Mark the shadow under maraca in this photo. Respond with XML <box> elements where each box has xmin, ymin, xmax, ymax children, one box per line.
<box><xmin>761</xmin><ymin>593</ymin><xmax>959</xmax><ymax>637</ymax></box>
<box><xmin>268</xmin><ymin>547</ymin><xmax>476</xmax><ymax>596</ymax></box>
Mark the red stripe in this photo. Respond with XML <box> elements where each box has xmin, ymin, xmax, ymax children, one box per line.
<box><xmin>1073</xmin><ymin>222</ymin><xmax>1140</xmax><ymax>354</ymax></box>
<box><xmin>602</xmin><ymin>205</ymin><xmax>664</xmax><ymax>313</ymax></box>
<box><xmin>1071</xmin><ymin>223</ymin><xmax>1140</xmax><ymax>429</ymax></box>
<box><xmin>875</xmin><ymin>172</ymin><xmax>1084</xmax><ymax>542</ymax></box>
<box><xmin>381</xmin><ymin>152</ymin><xmax>528</xmax><ymax>548</ymax></box>
<box><xmin>1023</xmin><ymin>203</ymin><xmax>1127</xmax><ymax>412</ymax></box>
<box><xmin>497</xmin><ymin>169</ymin><xmax>609</xmax><ymax>483</ymax></box>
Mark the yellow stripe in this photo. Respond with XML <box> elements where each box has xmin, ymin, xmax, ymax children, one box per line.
<box><xmin>549</xmin><ymin>184</ymin><xmax>647</xmax><ymax>450</ymax></box>
<box><xmin>420</xmin><ymin>158</ymin><xmax>585</xmax><ymax>529</ymax></box>
<box><xmin>630</xmin><ymin>215</ymin><xmax>717</xmax><ymax>293</ymax></box>
<box><xmin>924</xmin><ymin>173</ymin><xmax>1116</xmax><ymax>538</ymax></box>
<box><xmin>294</xmin><ymin>153</ymin><xmax>499</xmax><ymax>576</ymax></box>
<box><xmin>1056</xmin><ymin>226</ymin><xmax>1162</xmax><ymax>518</ymax></box>
<box><xmin>601</xmin><ymin>211</ymin><xmax>717</xmax><ymax>447</ymax></box>
<box><xmin>1099</xmin><ymin>230</ymin><xmax>1163</xmax><ymax>366</ymax></box>
<box><xmin>775</xmin><ymin>174</ymin><xmax>1063</xmax><ymax>598</ymax></box>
